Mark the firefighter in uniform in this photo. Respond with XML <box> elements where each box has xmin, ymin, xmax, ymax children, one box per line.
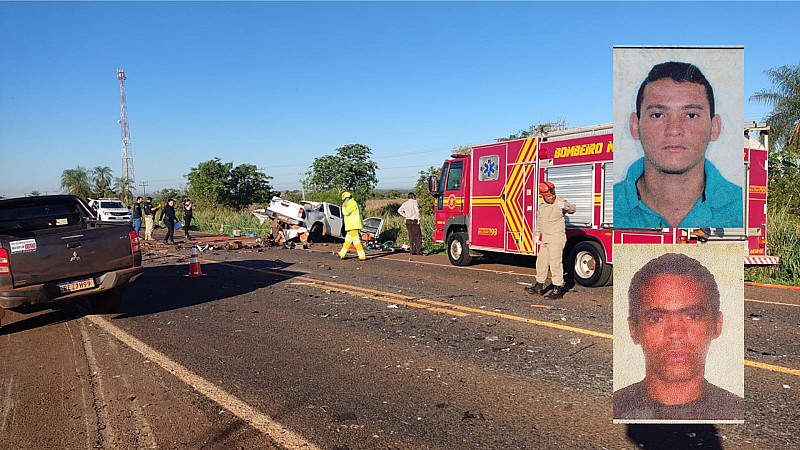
<box><xmin>337</xmin><ymin>191</ymin><xmax>366</xmax><ymax>261</ymax></box>
<box><xmin>526</xmin><ymin>181</ymin><xmax>576</xmax><ymax>299</ymax></box>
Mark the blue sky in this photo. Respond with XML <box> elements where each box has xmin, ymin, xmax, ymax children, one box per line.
<box><xmin>1</xmin><ymin>1</ymin><xmax>797</xmax><ymax>199</ymax></box>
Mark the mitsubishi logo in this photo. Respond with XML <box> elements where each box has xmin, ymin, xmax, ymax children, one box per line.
<box><xmin>70</xmin><ymin>252</ymin><xmax>81</xmax><ymax>262</ymax></box>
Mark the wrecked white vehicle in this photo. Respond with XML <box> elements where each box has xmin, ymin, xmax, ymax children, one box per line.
<box><xmin>252</xmin><ymin>197</ymin><xmax>344</xmax><ymax>243</ymax></box>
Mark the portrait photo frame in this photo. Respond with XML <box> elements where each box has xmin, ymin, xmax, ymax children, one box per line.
<box><xmin>612</xmin><ymin>243</ymin><xmax>745</xmax><ymax>424</ymax></box>
<box><xmin>612</xmin><ymin>46</ymin><xmax>745</xmax><ymax>229</ymax></box>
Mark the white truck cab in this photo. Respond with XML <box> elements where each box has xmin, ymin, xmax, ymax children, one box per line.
<box><xmin>88</xmin><ymin>198</ymin><xmax>132</xmax><ymax>223</ymax></box>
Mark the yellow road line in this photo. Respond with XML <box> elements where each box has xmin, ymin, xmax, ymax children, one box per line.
<box><xmin>202</xmin><ymin>258</ymin><xmax>800</xmax><ymax>378</ymax></box>
<box><xmin>746</xmin><ymin>281</ymin><xmax>800</xmax><ymax>290</ymax></box>
<box><xmin>86</xmin><ymin>315</ymin><xmax>320</xmax><ymax>449</ymax></box>
<box><xmin>745</xmin><ymin>360</ymin><xmax>800</xmax><ymax>376</ymax></box>
<box><xmin>746</xmin><ymin>298</ymin><xmax>800</xmax><ymax>308</ymax></box>
<box><xmin>415</xmin><ymin>300</ymin><xmax>614</xmax><ymax>339</ymax></box>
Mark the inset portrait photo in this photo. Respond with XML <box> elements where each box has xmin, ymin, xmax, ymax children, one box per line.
<box><xmin>613</xmin><ymin>46</ymin><xmax>744</xmax><ymax>229</ymax></box>
<box><xmin>612</xmin><ymin>243</ymin><xmax>745</xmax><ymax>424</ymax></box>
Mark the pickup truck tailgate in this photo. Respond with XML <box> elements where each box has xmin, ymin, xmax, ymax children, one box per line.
<box><xmin>4</xmin><ymin>226</ymin><xmax>135</xmax><ymax>287</ymax></box>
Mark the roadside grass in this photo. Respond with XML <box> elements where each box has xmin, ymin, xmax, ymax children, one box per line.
<box><xmin>187</xmin><ymin>205</ymin><xmax>272</xmax><ymax>237</ymax></box>
<box><xmin>745</xmin><ymin>206</ymin><xmax>800</xmax><ymax>287</ymax></box>
<box><xmin>188</xmin><ymin>202</ymin><xmax>799</xmax><ymax>286</ymax></box>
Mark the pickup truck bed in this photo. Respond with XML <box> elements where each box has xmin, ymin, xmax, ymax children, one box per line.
<box><xmin>0</xmin><ymin>195</ymin><xmax>143</xmax><ymax>322</ymax></box>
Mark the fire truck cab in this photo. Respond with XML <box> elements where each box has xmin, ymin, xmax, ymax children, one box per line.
<box><xmin>429</xmin><ymin>122</ymin><xmax>776</xmax><ymax>287</ymax></box>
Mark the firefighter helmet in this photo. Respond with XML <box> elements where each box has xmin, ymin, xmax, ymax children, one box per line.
<box><xmin>539</xmin><ymin>181</ymin><xmax>555</xmax><ymax>195</ymax></box>
<box><xmin>341</xmin><ymin>191</ymin><xmax>352</xmax><ymax>200</ymax></box>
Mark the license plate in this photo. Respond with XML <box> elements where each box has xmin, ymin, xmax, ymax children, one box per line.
<box><xmin>58</xmin><ymin>278</ymin><xmax>95</xmax><ymax>293</ymax></box>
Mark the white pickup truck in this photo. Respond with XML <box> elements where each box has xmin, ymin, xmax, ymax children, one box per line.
<box><xmin>88</xmin><ymin>198</ymin><xmax>132</xmax><ymax>224</ymax></box>
<box><xmin>254</xmin><ymin>197</ymin><xmax>344</xmax><ymax>242</ymax></box>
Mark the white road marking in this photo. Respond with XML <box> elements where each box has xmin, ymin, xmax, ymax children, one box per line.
<box><xmin>86</xmin><ymin>315</ymin><xmax>320</xmax><ymax>450</ymax></box>
<box><xmin>79</xmin><ymin>320</ymin><xmax>117</xmax><ymax>448</ymax></box>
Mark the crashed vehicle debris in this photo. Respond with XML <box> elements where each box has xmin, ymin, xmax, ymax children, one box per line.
<box><xmin>253</xmin><ymin>196</ymin><xmax>345</xmax><ymax>248</ymax></box>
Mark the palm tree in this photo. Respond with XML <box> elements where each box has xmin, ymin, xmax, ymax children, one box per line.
<box><xmin>113</xmin><ymin>176</ymin><xmax>135</xmax><ymax>204</ymax></box>
<box><xmin>60</xmin><ymin>166</ymin><xmax>92</xmax><ymax>200</ymax></box>
<box><xmin>750</xmin><ymin>62</ymin><xmax>800</xmax><ymax>151</ymax></box>
<box><xmin>91</xmin><ymin>166</ymin><xmax>114</xmax><ymax>197</ymax></box>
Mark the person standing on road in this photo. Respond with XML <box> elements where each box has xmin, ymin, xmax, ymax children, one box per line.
<box><xmin>144</xmin><ymin>197</ymin><xmax>160</xmax><ymax>241</ymax></box>
<box><xmin>526</xmin><ymin>181</ymin><xmax>576</xmax><ymax>299</ymax></box>
<box><xmin>132</xmin><ymin>196</ymin><xmax>143</xmax><ymax>237</ymax></box>
<box><xmin>162</xmin><ymin>198</ymin><xmax>177</xmax><ymax>245</ymax></box>
<box><xmin>398</xmin><ymin>192</ymin><xmax>423</xmax><ymax>255</ymax></box>
<box><xmin>183</xmin><ymin>199</ymin><xmax>194</xmax><ymax>240</ymax></box>
<box><xmin>336</xmin><ymin>191</ymin><xmax>366</xmax><ymax>261</ymax></box>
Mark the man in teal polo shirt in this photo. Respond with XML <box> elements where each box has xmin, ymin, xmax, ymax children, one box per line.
<box><xmin>614</xmin><ymin>61</ymin><xmax>743</xmax><ymax>228</ymax></box>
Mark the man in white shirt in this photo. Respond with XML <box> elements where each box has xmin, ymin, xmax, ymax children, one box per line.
<box><xmin>398</xmin><ymin>192</ymin><xmax>423</xmax><ymax>255</ymax></box>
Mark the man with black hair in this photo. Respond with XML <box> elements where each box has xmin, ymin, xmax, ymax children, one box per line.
<box><xmin>132</xmin><ymin>196</ymin><xmax>143</xmax><ymax>237</ymax></box>
<box><xmin>614</xmin><ymin>61</ymin><xmax>742</xmax><ymax>228</ymax></box>
<box><xmin>613</xmin><ymin>253</ymin><xmax>743</xmax><ymax>420</ymax></box>
<box><xmin>162</xmin><ymin>198</ymin><xmax>177</xmax><ymax>245</ymax></box>
<box><xmin>398</xmin><ymin>192</ymin><xmax>423</xmax><ymax>255</ymax></box>
<box><xmin>143</xmin><ymin>197</ymin><xmax>160</xmax><ymax>241</ymax></box>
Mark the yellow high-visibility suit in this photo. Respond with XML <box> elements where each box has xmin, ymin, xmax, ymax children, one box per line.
<box><xmin>338</xmin><ymin>197</ymin><xmax>366</xmax><ymax>260</ymax></box>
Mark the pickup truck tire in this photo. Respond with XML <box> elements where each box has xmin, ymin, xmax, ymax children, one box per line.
<box><xmin>90</xmin><ymin>286</ymin><xmax>125</xmax><ymax>314</ymax></box>
<box><xmin>568</xmin><ymin>241</ymin><xmax>612</xmax><ymax>287</ymax></box>
<box><xmin>447</xmin><ymin>232</ymin><xmax>472</xmax><ymax>266</ymax></box>
<box><xmin>309</xmin><ymin>223</ymin><xmax>324</xmax><ymax>243</ymax></box>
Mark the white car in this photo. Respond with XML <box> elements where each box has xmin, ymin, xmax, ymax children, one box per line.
<box><xmin>88</xmin><ymin>198</ymin><xmax>132</xmax><ymax>223</ymax></box>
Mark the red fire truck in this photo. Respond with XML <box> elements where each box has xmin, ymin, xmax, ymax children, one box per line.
<box><xmin>428</xmin><ymin>122</ymin><xmax>777</xmax><ymax>287</ymax></box>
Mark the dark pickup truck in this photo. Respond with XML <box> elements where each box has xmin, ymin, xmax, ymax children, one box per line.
<box><xmin>0</xmin><ymin>195</ymin><xmax>143</xmax><ymax>325</ymax></box>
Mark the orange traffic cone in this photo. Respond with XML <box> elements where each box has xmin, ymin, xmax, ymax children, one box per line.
<box><xmin>218</xmin><ymin>223</ymin><xmax>225</xmax><ymax>235</ymax></box>
<box><xmin>184</xmin><ymin>246</ymin><xmax>207</xmax><ymax>277</ymax></box>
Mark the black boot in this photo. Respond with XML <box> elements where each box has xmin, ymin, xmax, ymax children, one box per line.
<box><xmin>547</xmin><ymin>285</ymin><xmax>564</xmax><ymax>300</ymax></box>
<box><xmin>525</xmin><ymin>282</ymin><xmax>545</xmax><ymax>295</ymax></box>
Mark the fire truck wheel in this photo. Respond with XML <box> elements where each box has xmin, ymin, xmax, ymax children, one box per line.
<box><xmin>568</xmin><ymin>241</ymin><xmax>612</xmax><ymax>287</ymax></box>
<box><xmin>447</xmin><ymin>232</ymin><xmax>472</xmax><ymax>266</ymax></box>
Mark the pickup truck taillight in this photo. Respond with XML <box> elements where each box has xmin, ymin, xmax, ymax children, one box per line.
<box><xmin>299</xmin><ymin>208</ymin><xmax>305</xmax><ymax>219</ymax></box>
<box><xmin>0</xmin><ymin>249</ymin><xmax>10</xmax><ymax>275</ymax></box>
<box><xmin>128</xmin><ymin>230</ymin><xmax>141</xmax><ymax>254</ymax></box>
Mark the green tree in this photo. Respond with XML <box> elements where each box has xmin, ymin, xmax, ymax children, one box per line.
<box><xmin>304</xmin><ymin>144</ymin><xmax>378</xmax><ymax>200</ymax></box>
<box><xmin>186</xmin><ymin>158</ymin><xmax>233</xmax><ymax>205</ymax></box>
<box><xmin>91</xmin><ymin>166</ymin><xmax>114</xmax><ymax>197</ymax></box>
<box><xmin>499</xmin><ymin>118</ymin><xmax>568</xmax><ymax>142</ymax></box>
<box><xmin>451</xmin><ymin>145</ymin><xmax>472</xmax><ymax>155</ymax></box>
<box><xmin>60</xmin><ymin>166</ymin><xmax>92</xmax><ymax>199</ymax></box>
<box><xmin>750</xmin><ymin>62</ymin><xmax>800</xmax><ymax>152</ymax></box>
<box><xmin>413</xmin><ymin>166</ymin><xmax>442</xmax><ymax>216</ymax></box>
<box><xmin>152</xmin><ymin>188</ymin><xmax>184</xmax><ymax>208</ymax></box>
<box><xmin>225</xmin><ymin>164</ymin><xmax>277</xmax><ymax>210</ymax></box>
<box><xmin>113</xmin><ymin>177</ymin><xmax>135</xmax><ymax>204</ymax></box>
<box><xmin>27</xmin><ymin>190</ymin><xmax>41</xmax><ymax>196</ymax></box>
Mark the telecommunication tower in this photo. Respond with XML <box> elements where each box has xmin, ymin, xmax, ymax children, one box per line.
<box><xmin>117</xmin><ymin>68</ymin><xmax>135</xmax><ymax>183</ymax></box>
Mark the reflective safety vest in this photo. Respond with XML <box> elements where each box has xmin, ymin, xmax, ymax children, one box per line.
<box><xmin>342</xmin><ymin>198</ymin><xmax>363</xmax><ymax>231</ymax></box>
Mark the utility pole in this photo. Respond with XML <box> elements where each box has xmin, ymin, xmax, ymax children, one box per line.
<box><xmin>139</xmin><ymin>181</ymin><xmax>148</xmax><ymax>198</ymax></box>
<box><xmin>118</xmin><ymin>68</ymin><xmax>135</xmax><ymax>184</ymax></box>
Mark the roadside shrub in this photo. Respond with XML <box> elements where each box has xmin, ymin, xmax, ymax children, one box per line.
<box><xmin>745</xmin><ymin>206</ymin><xmax>800</xmax><ymax>286</ymax></box>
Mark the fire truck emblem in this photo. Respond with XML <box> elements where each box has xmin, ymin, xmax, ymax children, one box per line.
<box><xmin>447</xmin><ymin>194</ymin><xmax>457</xmax><ymax>209</ymax></box>
<box><xmin>479</xmin><ymin>155</ymin><xmax>499</xmax><ymax>181</ymax></box>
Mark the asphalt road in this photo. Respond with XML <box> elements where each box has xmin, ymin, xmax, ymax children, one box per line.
<box><xmin>1</xmin><ymin>236</ymin><xmax>798</xmax><ymax>449</ymax></box>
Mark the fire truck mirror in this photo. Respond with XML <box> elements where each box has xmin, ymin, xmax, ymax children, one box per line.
<box><xmin>428</xmin><ymin>175</ymin><xmax>441</xmax><ymax>196</ymax></box>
